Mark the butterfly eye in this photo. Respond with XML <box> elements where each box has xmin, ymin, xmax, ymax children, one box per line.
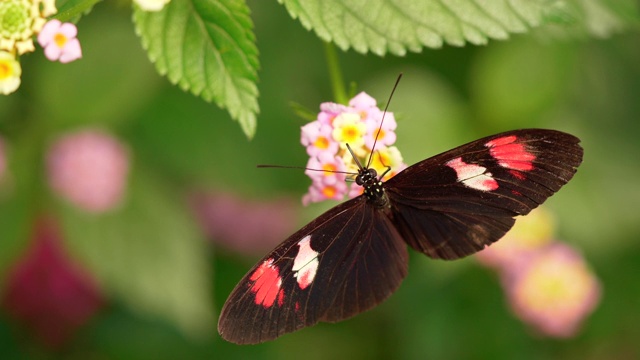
<box><xmin>368</xmin><ymin>168</ymin><xmax>377</xmax><ymax>178</ymax></box>
<box><xmin>355</xmin><ymin>175</ymin><xmax>364</xmax><ymax>186</ymax></box>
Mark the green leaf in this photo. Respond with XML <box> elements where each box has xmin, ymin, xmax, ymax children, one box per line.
<box><xmin>58</xmin><ymin>170</ymin><xmax>214</xmax><ymax>338</ymax></box>
<box><xmin>538</xmin><ymin>0</ymin><xmax>640</xmax><ymax>38</ymax></box>
<box><xmin>278</xmin><ymin>0</ymin><xmax>555</xmax><ymax>55</ymax></box>
<box><xmin>134</xmin><ymin>0</ymin><xmax>260</xmax><ymax>138</ymax></box>
<box><xmin>54</xmin><ymin>0</ymin><xmax>102</xmax><ymax>22</ymax></box>
<box><xmin>34</xmin><ymin>13</ymin><xmax>162</xmax><ymax>130</ymax></box>
<box><xmin>0</xmin><ymin>135</ymin><xmax>42</xmax><ymax>279</ymax></box>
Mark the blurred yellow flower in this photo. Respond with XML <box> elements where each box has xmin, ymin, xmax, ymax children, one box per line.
<box><xmin>332</xmin><ymin>112</ymin><xmax>367</xmax><ymax>151</ymax></box>
<box><xmin>0</xmin><ymin>51</ymin><xmax>21</xmax><ymax>94</ymax></box>
<box><xmin>506</xmin><ymin>243</ymin><xmax>601</xmax><ymax>338</ymax></box>
<box><xmin>369</xmin><ymin>146</ymin><xmax>405</xmax><ymax>181</ymax></box>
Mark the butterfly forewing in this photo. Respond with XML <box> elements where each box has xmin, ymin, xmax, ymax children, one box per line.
<box><xmin>384</xmin><ymin>129</ymin><xmax>583</xmax><ymax>259</ymax></box>
<box><xmin>218</xmin><ymin>197</ymin><xmax>409</xmax><ymax>344</ymax></box>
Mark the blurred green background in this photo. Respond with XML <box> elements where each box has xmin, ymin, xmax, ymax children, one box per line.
<box><xmin>1</xmin><ymin>0</ymin><xmax>639</xmax><ymax>358</ymax></box>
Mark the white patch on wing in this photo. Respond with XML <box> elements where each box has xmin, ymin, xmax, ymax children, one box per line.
<box><xmin>292</xmin><ymin>235</ymin><xmax>319</xmax><ymax>290</ymax></box>
<box><xmin>446</xmin><ymin>157</ymin><xmax>499</xmax><ymax>191</ymax></box>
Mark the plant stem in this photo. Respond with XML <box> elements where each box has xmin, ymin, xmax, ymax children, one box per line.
<box><xmin>324</xmin><ymin>42</ymin><xmax>348</xmax><ymax>104</ymax></box>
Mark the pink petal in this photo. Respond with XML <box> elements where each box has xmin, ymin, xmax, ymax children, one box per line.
<box><xmin>59</xmin><ymin>39</ymin><xmax>82</xmax><ymax>63</ymax></box>
<box><xmin>38</xmin><ymin>20</ymin><xmax>62</xmax><ymax>47</ymax></box>
<box><xmin>349</xmin><ymin>92</ymin><xmax>377</xmax><ymax>109</ymax></box>
<box><xmin>44</xmin><ymin>43</ymin><xmax>62</xmax><ymax>61</ymax></box>
<box><xmin>58</xmin><ymin>23</ymin><xmax>78</xmax><ymax>38</ymax></box>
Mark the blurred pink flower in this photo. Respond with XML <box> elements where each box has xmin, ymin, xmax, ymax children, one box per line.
<box><xmin>305</xmin><ymin>152</ymin><xmax>347</xmax><ymax>186</ymax></box>
<box><xmin>2</xmin><ymin>217</ymin><xmax>103</xmax><ymax>348</ymax></box>
<box><xmin>47</xmin><ymin>129</ymin><xmax>129</xmax><ymax>213</ymax></box>
<box><xmin>317</xmin><ymin>102</ymin><xmax>349</xmax><ymax>125</ymax></box>
<box><xmin>302</xmin><ymin>179</ymin><xmax>348</xmax><ymax>206</ymax></box>
<box><xmin>349</xmin><ymin>91</ymin><xmax>377</xmax><ymax>110</ymax></box>
<box><xmin>300</xmin><ymin>121</ymin><xmax>339</xmax><ymax>157</ymax></box>
<box><xmin>348</xmin><ymin>181</ymin><xmax>364</xmax><ymax>198</ymax></box>
<box><xmin>190</xmin><ymin>191</ymin><xmax>299</xmax><ymax>256</ymax></box>
<box><xmin>504</xmin><ymin>243</ymin><xmax>601</xmax><ymax>338</ymax></box>
<box><xmin>364</xmin><ymin>111</ymin><xmax>397</xmax><ymax>149</ymax></box>
<box><xmin>37</xmin><ymin>20</ymin><xmax>82</xmax><ymax>63</ymax></box>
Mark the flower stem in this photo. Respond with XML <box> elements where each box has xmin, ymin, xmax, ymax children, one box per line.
<box><xmin>323</xmin><ymin>42</ymin><xmax>347</xmax><ymax>104</ymax></box>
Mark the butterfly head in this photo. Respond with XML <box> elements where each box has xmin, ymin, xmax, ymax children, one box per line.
<box><xmin>356</xmin><ymin>167</ymin><xmax>387</xmax><ymax>206</ymax></box>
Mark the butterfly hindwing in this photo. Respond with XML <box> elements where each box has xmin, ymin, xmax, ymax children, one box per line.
<box><xmin>384</xmin><ymin>129</ymin><xmax>583</xmax><ymax>260</ymax></box>
<box><xmin>217</xmin><ymin>196</ymin><xmax>409</xmax><ymax>344</ymax></box>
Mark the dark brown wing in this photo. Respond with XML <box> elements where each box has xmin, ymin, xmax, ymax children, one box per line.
<box><xmin>217</xmin><ymin>197</ymin><xmax>408</xmax><ymax>344</ymax></box>
<box><xmin>384</xmin><ymin>129</ymin><xmax>583</xmax><ymax>260</ymax></box>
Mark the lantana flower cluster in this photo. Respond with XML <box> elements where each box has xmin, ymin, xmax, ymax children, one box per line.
<box><xmin>477</xmin><ymin>208</ymin><xmax>601</xmax><ymax>338</ymax></box>
<box><xmin>0</xmin><ymin>0</ymin><xmax>82</xmax><ymax>95</ymax></box>
<box><xmin>0</xmin><ymin>0</ymin><xmax>173</xmax><ymax>95</ymax></box>
<box><xmin>300</xmin><ymin>92</ymin><xmax>407</xmax><ymax>205</ymax></box>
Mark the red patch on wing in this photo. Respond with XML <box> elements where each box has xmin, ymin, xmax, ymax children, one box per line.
<box><xmin>486</xmin><ymin>136</ymin><xmax>536</xmax><ymax>171</ymax></box>
<box><xmin>277</xmin><ymin>289</ymin><xmax>285</xmax><ymax>307</ymax></box>
<box><xmin>249</xmin><ymin>259</ymin><xmax>282</xmax><ymax>308</ymax></box>
<box><xmin>446</xmin><ymin>157</ymin><xmax>499</xmax><ymax>191</ymax></box>
<box><xmin>297</xmin><ymin>269</ymin><xmax>313</xmax><ymax>290</ymax></box>
<box><xmin>509</xmin><ymin>169</ymin><xmax>526</xmax><ymax>180</ymax></box>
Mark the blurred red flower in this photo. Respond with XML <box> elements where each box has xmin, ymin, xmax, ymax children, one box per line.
<box><xmin>2</xmin><ymin>217</ymin><xmax>104</xmax><ymax>348</ymax></box>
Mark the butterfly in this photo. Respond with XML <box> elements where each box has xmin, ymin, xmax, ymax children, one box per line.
<box><xmin>218</xmin><ymin>128</ymin><xmax>583</xmax><ymax>344</ymax></box>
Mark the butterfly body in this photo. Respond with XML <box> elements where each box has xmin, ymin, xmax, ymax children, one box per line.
<box><xmin>357</xmin><ymin>168</ymin><xmax>389</xmax><ymax>208</ymax></box>
<box><xmin>218</xmin><ymin>129</ymin><xmax>583</xmax><ymax>344</ymax></box>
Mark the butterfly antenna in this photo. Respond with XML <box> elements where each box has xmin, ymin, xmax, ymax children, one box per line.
<box><xmin>346</xmin><ymin>143</ymin><xmax>364</xmax><ymax>171</ymax></box>
<box><xmin>257</xmin><ymin>164</ymin><xmax>357</xmax><ymax>176</ymax></box>
<box><xmin>366</xmin><ymin>73</ymin><xmax>403</xmax><ymax>169</ymax></box>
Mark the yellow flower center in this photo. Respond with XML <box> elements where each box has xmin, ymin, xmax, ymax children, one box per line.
<box><xmin>373</xmin><ymin>129</ymin><xmax>386</xmax><ymax>140</ymax></box>
<box><xmin>519</xmin><ymin>257</ymin><xmax>594</xmax><ymax>313</ymax></box>
<box><xmin>371</xmin><ymin>151</ymin><xmax>391</xmax><ymax>172</ymax></box>
<box><xmin>322</xmin><ymin>163</ymin><xmax>337</xmax><ymax>173</ymax></box>
<box><xmin>54</xmin><ymin>33</ymin><xmax>68</xmax><ymax>48</ymax></box>
<box><xmin>321</xmin><ymin>185</ymin><xmax>337</xmax><ymax>198</ymax></box>
<box><xmin>314</xmin><ymin>136</ymin><xmax>329</xmax><ymax>150</ymax></box>
<box><xmin>0</xmin><ymin>61</ymin><xmax>11</xmax><ymax>79</ymax></box>
<box><xmin>342</xmin><ymin>126</ymin><xmax>359</xmax><ymax>141</ymax></box>
<box><xmin>332</xmin><ymin>113</ymin><xmax>366</xmax><ymax>148</ymax></box>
